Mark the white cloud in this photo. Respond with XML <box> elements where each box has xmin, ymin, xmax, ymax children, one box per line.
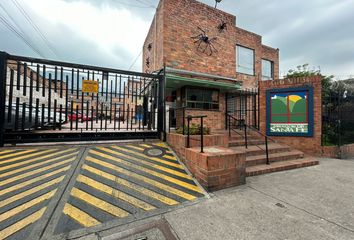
<box><xmin>22</xmin><ymin>0</ymin><xmax>151</xmax><ymax>69</ymax></box>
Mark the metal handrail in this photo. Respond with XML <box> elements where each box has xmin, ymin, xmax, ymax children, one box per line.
<box><xmin>186</xmin><ymin>115</ymin><xmax>207</xmax><ymax>153</ymax></box>
<box><xmin>227</xmin><ymin>113</ymin><xmax>274</xmax><ymax>165</ymax></box>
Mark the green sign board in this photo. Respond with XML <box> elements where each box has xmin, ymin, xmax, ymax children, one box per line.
<box><xmin>266</xmin><ymin>87</ymin><xmax>314</xmax><ymax>137</ymax></box>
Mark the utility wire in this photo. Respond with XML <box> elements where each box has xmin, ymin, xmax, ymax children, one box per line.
<box><xmin>12</xmin><ymin>0</ymin><xmax>60</xmax><ymax>59</ymax></box>
<box><xmin>114</xmin><ymin>0</ymin><xmax>154</xmax><ymax>8</ymax></box>
<box><xmin>134</xmin><ymin>0</ymin><xmax>156</xmax><ymax>9</ymax></box>
<box><xmin>128</xmin><ymin>0</ymin><xmax>156</xmax><ymax>71</ymax></box>
<box><xmin>128</xmin><ymin>50</ymin><xmax>143</xmax><ymax>71</ymax></box>
<box><xmin>0</xmin><ymin>14</ymin><xmax>46</xmax><ymax>57</ymax></box>
<box><xmin>0</xmin><ymin>2</ymin><xmax>46</xmax><ymax>57</ymax></box>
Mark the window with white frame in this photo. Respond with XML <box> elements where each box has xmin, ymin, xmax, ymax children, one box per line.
<box><xmin>262</xmin><ymin>59</ymin><xmax>273</xmax><ymax>80</ymax></box>
<box><xmin>236</xmin><ymin>45</ymin><xmax>255</xmax><ymax>75</ymax></box>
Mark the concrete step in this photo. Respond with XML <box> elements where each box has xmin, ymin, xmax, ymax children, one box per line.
<box><xmin>229</xmin><ymin>139</ymin><xmax>265</xmax><ymax>147</ymax></box>
<box><xmin>231</xmin><ymin>143</ymin><xmax>291</xmax><ymax>157</ymax></box>
<box><xmin>229</xmin><ymin>135</ymin><xmax>261</xmax><ymax>141</ymax></box>
<box><xmin>245</xmin><ymin>150</ymin><xmax>304</xmax><ymax>167</ymax></box>
<box><xmin>246</xmin><ymin>157</ymin><xmax>319</xmax><ymax>177</ymax></box>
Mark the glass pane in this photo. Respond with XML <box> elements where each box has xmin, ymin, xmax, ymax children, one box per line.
<box><xmin>262</xmin><ymin>59</ymin><xmax>273</xmax><ymax>80</ymax></box>
<box><xmin>237</xmin><ymin>46</ymin><xmax>254</xmax><ymax>75</ymax></box>
<box><xmin>187</xmin><ymin>88</ymin><xmax>203</xmax><ymax>101</ymax></box>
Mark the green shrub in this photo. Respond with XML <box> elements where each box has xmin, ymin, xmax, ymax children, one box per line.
<box><xmin>175</xmin><ymin>123</ymin><xmax>210</xmax><ymax>135</ymax></box>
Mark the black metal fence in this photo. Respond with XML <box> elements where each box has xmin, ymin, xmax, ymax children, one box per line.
<box><xmin>0</xmin><ymin>52</ymin><xmax>164</xmax><ymax>145</ymax></box>
<box><xmin>322</xmin><ymin>83</ymin><xmax>354</xmax><ymax>146</ymax></box>
<box><xmin>226</xmin><ymin>89</ymin><xmax>259</xmax><ymax>130</ymax></box>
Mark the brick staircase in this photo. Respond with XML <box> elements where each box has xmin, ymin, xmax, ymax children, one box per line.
<box><xmin>218</xmin><ymin>129</ymin><xmax>319</xmax><ymax>177</ymax></box>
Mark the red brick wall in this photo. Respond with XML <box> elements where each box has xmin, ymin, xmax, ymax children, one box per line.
<box><xmin>340</xmin><ymin>143</ymin><xmax>354</xmax><ymax>159</ymax></box>
<box><xmin>143</xmin><ymin>0</ymin><xmax>279</xmax><ymax>88</ymax></box>
<box><xmin>259</xmin><ymin>76</ymin><xmax>322</xmax><ymax>155</ymax></box>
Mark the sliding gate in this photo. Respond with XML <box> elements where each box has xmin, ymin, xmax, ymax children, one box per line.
<box><xmin>0</xmin><ymin>52</ymin><xmax>164</xmax><ymax>145</ymax></box>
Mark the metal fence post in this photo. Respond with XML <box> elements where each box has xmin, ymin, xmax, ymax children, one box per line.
<box><xmin>265</xmin><ymin>136</ymin><xmax>270</xmax><ymax>165</ymax></box>
<box><xmin>157</xmin><ymin>75</ymin><xmax>164</xmax><ymax>139</ymax></box>
<box><xmin>0</xmin><ymin>52</ymin><xmax>8</xmax><ymax>147</ymax></box>
<box><xmin>200</xmin><ymin>116</ymin><xmax>204</xmax><ymax>153</ymax></box>
<box><xmin>244</xmin><ymin>123</ymin><xmax>248</xmax><ymax>149</ymax></box>
<box><xmin>187</xmin><ymin>116</ymin><xmax>190</xmax><ymax>148</ymax></box>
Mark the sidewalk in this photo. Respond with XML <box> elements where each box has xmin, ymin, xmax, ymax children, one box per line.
<box><xmin>96</xmin><ymin>158</ymin><xmax>354</xmax><ymax>240</ymax></box>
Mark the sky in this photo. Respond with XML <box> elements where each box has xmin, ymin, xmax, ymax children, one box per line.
<box><xmin>0</xmin><ymin>0</ymin><xmax>353</xmax><ymax>79</ymax></box>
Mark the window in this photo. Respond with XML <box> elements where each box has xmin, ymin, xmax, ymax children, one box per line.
<box><xmin>184</xmin><ymin>87</ymin><xmax>219</xmax><ymax>110</ymax></box>
<box><xmin>236</xmin><ymin>46</ymin><xmax>255</xmax><ymax>75</ymax></box>
<box><xmin>262</xmin><ymin>59</ymin><xmax>273</xmax><ymax>80</ymax></box>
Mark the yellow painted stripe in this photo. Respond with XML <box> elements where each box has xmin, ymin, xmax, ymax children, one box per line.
<box><xmin>82</xmin><ymin>165</ymin><xmax>178</xmax><ymax>206</ymax></box>
<box><xmin>139</xmin><ymin>144</ymin><xmax>152</xmax><ymax>148</ymax></box>
<box><xmin>109</xmin><ymin>146</ymin><xmax>182</xmax><ymax>169</ymax></box>
<box><xmin>0</xmin><ymin>149</ymin><xmax>17</xmax><ymax>156</ymax></box>
<box><xmin>0</xmin><ymin>176</ymin><xmax>65</xmax><ymax>208</ymax></box>
<box><xmin>163</xmin><ymin>155</ymin><xmax>177</xmax><ymax>161</ymax></box>
<box><xmin>86</xmin><ymin>156</ymin><xmax>198</xmax><ymax>201</ymax></box>
<box><xmin>91</xmin><ymin>149</ymin><xmax>200</xmax><ymax>193</ymax></box>
<box><xmin>125</xmin><ymin>145</ymin><xmax>144</xmax><ymax>151</ymax></box>
<box><xmin>153</xmin><ymin>142</ymin><xmax>169</xmax><ymax>148</ymax></box>
<box><xmin>0</xmin><ymin>190</ymin><xmax>56</xmax><ymax>222</ymax></box>
<box><xmin>0</xmin><ymin>158</ymin><xmax>74</xmax><ymax>186</ymax></box>
<box><xmin>92</xmin><ymin>148</ymin><xmax>192</xmax><ymax>180</ymax></box>
<box><xmin>0</xmin><ymin>149</ymin><xmax>38</xmax><ymax>161</ymax></box>
<box><xmin>0</xmin><ymin>149</ymin><xmax>56</xmax><ymax>164</ymax></box>
<box><xmin>0</xmin><ymin>207</ymin><xmax>46</xmax><ymax>240</ymax></box>
<box><xmin>63</xmin><ymin>203</ymin><xmax>99</xmax><ymax>227</ymax></box>
<box><xmin>0</xmin><ymin>166</ymin><xmax>70</xmax><ymax>196</ymax></box>
<box><xmin>71</xmin><ymin>187</ymin><xmax>130</xmax><ymax>217</ymax></box>
<box><xmin>0</xmin><ymin>152</ymin><xmax>79</xmax><ymax>178</ymax></box>
<box><xmin>0</xmin><ymin>149</ymin><xmax>77</xmax><ymax>172</ymax></box>
<box><xmin>76</xmin><ymin>175</ymin><xmax>155</xmax><ymax>211</ymax></box>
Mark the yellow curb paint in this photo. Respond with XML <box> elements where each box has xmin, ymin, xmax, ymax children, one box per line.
<box><xmin>86</xmin><ymin>156</ymin><xmax>197</xmax><ymax>201</ymax></box>
<box><xmin>80</xmin><ymin>167</ymin><xmax>178</xmax><ymax>206</ymax></box>
<box><xmin>125</xmin><ymin>145</ymin><xmax>145</xmax><ymax>151</ymax></box>
<box><xmin>0</xmin><ymin>207</ymin><xmax>46</xmax><ymax>240</ymax></box>
<box><xmin>0</xmin><ymin>176</ymin><xmax>65</xmax><ymax>208</ymax></box>
<box><xmin>75</xmin><ymin>175</ymin><xmax>155</xmax><ymax>211</ymax></box>
<box><xmin>93</xmin><ymin>148</ymin><xmax>192</xmax><ymax>180</ymax></box>
<box><xmin>91</xmin><ymin>149</ymin><xmax>201</xmax><ymax>193</ymax></box>
<box><xmin>0</xmin><ymin>149</ymin><xmax>76</xmax><ymax>172</ymax></box>
<box><xmin>0</xmin><ymin>190</ymin><xmax>56</xmax><ymax>222</ymax></box>
<box><xmin>0</xmin><ymin>149</ymin><xmax>38</xmax><ymax>160</ymax></box>
<box><xmin>70</xmin><ymin>187</ymin><xmax>130</xmax><ymax>217</ymax></box>
<box><xmin>163</xmin><ymin>155</ymin><xmax>177</xmax><ymax>161</ymax></box>
<box><xmin>63</xmin><ymin>203</ymin><xmax>100</xmax><ymax>227</ymax></box>
<box><xmin>0</xmin><ymin>166</ymin><xmax>70</xmax><ymax>196</ymax></box>
<box><xmin>0</xmin><ymin>152</ymin><xmax>79</xmax><ymax>178</ymax></box>
<box><xmin>0</xmin><ymin>158</ymin><xmax>74</xmax><ymax>186</ymax></box>
<box><xmin>111</xmin><ymin>146</ymin><xmax>182</xmax><ymax>168</ymax></box>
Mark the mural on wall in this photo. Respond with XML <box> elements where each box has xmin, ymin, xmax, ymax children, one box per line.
<box><xmin>266</xmin><ymin>87</ymin><xmax>314</xmax><ymax>136</ymax></box>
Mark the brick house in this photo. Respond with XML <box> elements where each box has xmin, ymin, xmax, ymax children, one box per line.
<box><xmin>143</xmin><ymin>0</ymin><xmax>279</xmax><ymax>131</ymax></box>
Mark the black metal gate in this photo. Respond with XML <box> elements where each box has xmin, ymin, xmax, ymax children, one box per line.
<box><xmin>322</xmin><ymin>82</ymin><xmax>354</xmax><ymax>146</ymax></box>
<box><xmin>0</xmin><ymin>52</ymin><xmax>164</xmax><ymax>145</ymax></box>
<box><xmin>226</xmin><ymin>89</ymin><xmax>259</xmax><ymax>129</ymax></box>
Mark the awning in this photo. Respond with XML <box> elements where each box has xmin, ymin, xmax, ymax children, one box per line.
<box><xmin>166</xmin><ymin>74</ymin><xmax>241</xmax><ymax>92</ymax></box>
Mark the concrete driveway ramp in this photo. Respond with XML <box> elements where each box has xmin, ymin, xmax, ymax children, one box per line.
<box><xmin>53</xmin><ymin>142</ymin><xmax>205</xmax><ymax>236</ymax></box>
<box><xmin>0</xmin><ymin>148</ymin><xmax>81</xmax><ymax>240</ymax></box>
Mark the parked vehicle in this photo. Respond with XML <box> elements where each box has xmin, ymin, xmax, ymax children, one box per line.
<box><xmin>4</xmin><ymin>104</ymin><xmax>67</xmax><ymax>130</ymax></box>
<box><xmin>68</xmin><ymin>112</ymin><xmax>92</xmax><ymax>121</ymax></box>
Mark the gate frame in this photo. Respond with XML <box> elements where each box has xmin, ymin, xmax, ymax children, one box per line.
<box><xmin>0</xmin><ymin>52</ymin><xmax>165</xmax><ymax>146</ymax></box>
<box><xmin>0</xmin><ymin>52</ymin><xmax>8</xmax><ymax>147</ymax></box>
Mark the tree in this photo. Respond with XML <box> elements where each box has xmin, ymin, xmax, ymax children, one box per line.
<box><xmin>285</xmin><ymin>64</ymin><xmax>333</xmax><ymax>103</ymax></box>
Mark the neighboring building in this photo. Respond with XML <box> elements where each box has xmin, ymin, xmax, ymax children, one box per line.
<box><xmin>143</xmin><ymin>0</ymin><xmax>279</xmax><ymax>130</ymax></box>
